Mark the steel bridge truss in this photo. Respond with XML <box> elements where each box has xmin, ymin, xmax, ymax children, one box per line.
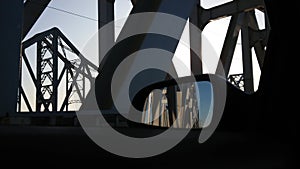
<box><xmin>191</xmin><ymin>0</ymin><xmax>270</xmax><ymax>93</ymax></box>
<box><xmin>18</xmin><ymin>27</ymin><xmax>98</xmax><ymax>113</ymax></box>
<box><xmin>205</xmin><ymin>0</ymin><xmax>270</xmax><ymax>93</ymax></box>
<box><xmin>125</xmin><ymin>0</ymin><xmax>271</xmax><ymax>127</ymax></box>
<box><xmin>228</xmin><ymin>74</ymin><xmax>245</xmax><ymax>91</ymax></box>
<box><xmin>16</xmin><ymin>0</ymin><xmax>270</xmax><ymax>119</ymax></box>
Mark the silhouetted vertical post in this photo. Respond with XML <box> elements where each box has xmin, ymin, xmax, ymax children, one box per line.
<box><xmin>52</xmin><ymin>31</ymin><xmax>58</xmax><ymax>112</ymax></box>
<box><xmin>241</xmin><ymin>13</ymin><xmax>254</xmax><ymax>93</ymax></box>
<box><xmin>98</xmin><ymin>0</ymin><xmax>115</xmax><ymax>65</ymax></box>
<box><xmin>190</xmin><ymin>1</ymin><xmax>202</xmax><ymax>75</ymax></box>
<box><xmin>36</xmin><ymin>41</ymin><xmax>42</xmax><ymax>112</ymax></box>
<box><xmin>166</xmin><ymin>85</ymin><xmax>177</xmax><ymax>127</ymax></box>
<box><xmin>0</xmin><ymin>1</ymin><xmax>22</xmax><ymax>116</ymax></box>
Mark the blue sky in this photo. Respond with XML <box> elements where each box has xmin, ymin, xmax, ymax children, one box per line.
<box><xmin>25</xmin><ymin>0</ymin><xmax>133</xmax><ymax>50</ymax></box>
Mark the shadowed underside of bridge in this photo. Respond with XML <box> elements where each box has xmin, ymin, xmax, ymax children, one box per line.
<box><xmin>15</xmin><ymin>0</ymin><xmax>271</xmax><ymax>126</ymax></box>
<box><xmin>0</xmin><ymin>0</ymin><xmax>294</xmax><ymax>167</ymax></box>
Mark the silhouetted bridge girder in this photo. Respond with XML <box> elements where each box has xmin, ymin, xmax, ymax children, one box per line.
<box><xmin>16</xmin><ymin>0</ymin><xmax>270</xmax><ymax>126</ymax></box>
<box><xmin>0</xmin><ymin>1</ymin><xmax>293</xmax><ymax>167</ymax></box>
<box><xmin>18</xmin><ymin>27</ymin><xmax>98</xmax><ymax>114</ymax></box>
<box><xmin>98</xmin><ymin>0</ymin><xmax>270</xmax><ymax>95</ymax></box>
<box><xmin>96</xmin><ymin>0</ymin><xmax>270</xmax><ymax>128</ymax></box>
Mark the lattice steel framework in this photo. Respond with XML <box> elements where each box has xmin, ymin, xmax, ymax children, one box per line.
<box><xmin>18</xmin><ymin>27</ymin><xmax>98</xmax><ymax>113</ymax></box>
<box><xmin>16</xmin><ymin>0</ymin><xmax>270</xmax><ymax>127</ymax></box>
<box><xmin>228</xmin><ymin>74</ymin><xmax>245</xmax><ymax>91</ymax></box>
<box><xmin>125</xmin><ymin>0</ymin><xmax>270</xmax><ymax>127</ymax></box>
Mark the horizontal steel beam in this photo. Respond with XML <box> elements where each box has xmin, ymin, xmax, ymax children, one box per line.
<box><xmin>199</xmin><ymin>0</ymin><xmax>264</xmax><ymax>28</ymax></box>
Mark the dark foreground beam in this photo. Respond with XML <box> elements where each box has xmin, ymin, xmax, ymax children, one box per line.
<box><xmin>0</xmin><ymin>1</ymin><xmax>23</xmax><ymax>116</ymax></box>
<box><xmin>23</xmin><ymin>0</ymin><xmax>51</xmax><ymax>39</ymax></box>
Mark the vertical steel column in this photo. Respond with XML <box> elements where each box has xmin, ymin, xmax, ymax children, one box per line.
<box><xmin>248</xmin><ymin>11</ymin><xmax>267</xmax><ymax>69</ymax></box>
<box><xmin>166</xmin><ymin>85</ymin><xmax>177</xmax><ymax>127</ymax></box>
<box><xmin>241</xmin><ymin>13</ymin><xmax>254</xmax><ymax>93</ymax></box>
<box><xmin>36</xmin><ymin>40</ymin><xmax>42</xmax><ymax>112</ymax></box>
<box><xmin>98</xmin><ymin>0</ymin><xmax>115</xmax><ymax>65</ymax></box>
<box><xmin>66</xmin><ymin>68</ymin><xmax>69</xmax><ymax>112</ymax></box>
<box><xmin>0</xmin><ymin>0</ymin><xmax>23</xmax><ymax>115</ymax></box>
<box><xmin>36</xmin><ymin>33</ymin><xmax>58</xmax><ymax>112</ymax></box>
<box><xmin>98</xmin><ymin>0</ymin><xmax>115</xmax><ymax>29</ymax></box>
<box><xmin>52</xmin><ymin>31</ymin><xmax>58</xmax><ymax>112</ymax></box>
<box><xmin>190</xmin><ymin>1</ymin><xmax>202</xmax><ymax>75</ymax></box>
<box><xmin>17</xmin><ymin>57</ymin><xmax>23</xmax><ymax>113</ymax></box>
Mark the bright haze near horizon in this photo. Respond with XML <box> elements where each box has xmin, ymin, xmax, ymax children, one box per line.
<box><xmin>21</xmin><ymin>0</ymin><xmax>265</xmax><ymax>111</ymax></box>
